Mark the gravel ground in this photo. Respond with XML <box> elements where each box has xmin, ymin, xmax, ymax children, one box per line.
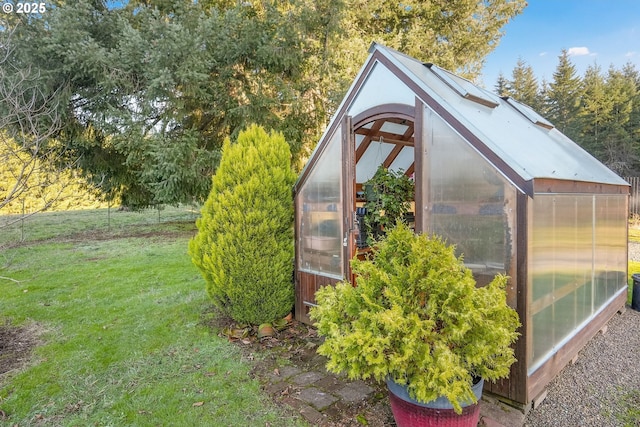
<box><xmin>524</xmin><ymin>243</ymin><xmax>640</xmax><ymax>427</ymax></box>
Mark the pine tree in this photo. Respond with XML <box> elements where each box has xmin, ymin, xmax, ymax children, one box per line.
<box><xmin>507</xmin><ymin>58</ymin><xmax>540</xmax><ymax>109</ymax></box>
<box><xmin>547</xmin><ymin>50</ymin><xmax>583</xmax><ymax>141</ymax></box>
<box><xmin>189</xmin><ymin>125</ymin><xmax>296</xmax><ymax>325</ymax></box>
<box><xmin>6</xmin><ymin>0</ymin><xmax>526</xmax><ymax>206</ymax></box>
<box><xmin>622</xmin><ymin>63</ymin><xmax>640</xmax><ymax>174</ymax></box>
<box><xmin>494</xmin><ymin>72</ymin><xmax>509</xmax><ymax>97</ymax></box>
<box><xmin>537</xmin><ymin>78</ymin><xmax>552</xmax><ymax>120</ymax></box>
<box><xmin>578</xmin><ymin>64</ymin><xmax>611</xmax><ymax>156</ymax></box>
<box><xmin>599</xmin><ymin>66</ymin><xmax>638</xmax><ymax>174</ymax></box>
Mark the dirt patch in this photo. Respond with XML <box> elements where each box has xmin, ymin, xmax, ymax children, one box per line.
<box><xmin>0</xmin><ymin>320</ymin><xmax>43</xmax><ymax>377</ymax></box>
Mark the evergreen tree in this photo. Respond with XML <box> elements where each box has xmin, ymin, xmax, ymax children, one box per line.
<box><xmin>537</xmin><ymin>78</ymin><xmax>552</xmax><ymax>120</ymax></box>
<box><xmin>546</xmin><ymin>50</ymin><xmax>583</xmax><ymax>141</ymax></box>
<box><xmin>350</xmin><ymin>0</ymin><xmax>526</xmax><ymax>78</ymax></box>
<box><xmin>621</xmin><ymin>62</ymin><xmax>640</xmax><ymax>174</ymax></box>
<box><xmin>4</xmin><ymin>0</ymin><xmax>526</xmax><ymax>207</ymax></box>
<box><xmin>189</xmin><ymin>125</ymin><xmax>296</xmax><ymax>325</ymax></box>
<box><xmin>507</xmin><ymin>58</ymin><xmax>540</xmax><ymax>109</ymax></box>
<box><xmin>494</xmin><ymin>72</ymin><xmax>509</xmax><ymax>97</ymax></box>
<box><xmin>578</xmin><ymin>64</ymin><xmax>611</xmax><ymax>156</ymax></box>
<box><xmin>598</xmin><ymin>66</ymin><xmax>638</xmax><ymax>174</ymax></box>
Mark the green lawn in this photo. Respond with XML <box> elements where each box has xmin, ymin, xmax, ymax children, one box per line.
<box><xmin>2</xmin><ymin>208</ymin><xmax>639</xmax><ymax>425</ymax></box>
<box><xmin>629</xmin><ymin>227</ymin><xmax>640</xmax><ymax>243</ymax></box>
<box><xmin>0</xmin><ymin>205</ymin><xmax>200</xmax><ymax>246</ymax></box>
<box><xmin>0</xmin><ymin>208</ymin><xmax>303</xmax><ymax>426</ymax></box>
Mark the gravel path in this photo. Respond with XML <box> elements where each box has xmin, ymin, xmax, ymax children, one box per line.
<box><xmin>524</xmin><ymin>243</ymin><xmax>640</xmax><ymax>427</ymax></box>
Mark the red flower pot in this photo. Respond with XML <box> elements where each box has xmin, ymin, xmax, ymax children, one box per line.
<box><xmin>386</xmin><ymin>377</ymin><xmax>483</xmax><ymax>427</ymax></box>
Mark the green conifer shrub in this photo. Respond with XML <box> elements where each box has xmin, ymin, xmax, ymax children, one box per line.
<box><xmin>189</xmin><ymin>125</ymin><xmax>296</xmax><ymax>325</ymax></box>
<box><xmin>310</xmin><ymin>222</ymin><xmax>521</xmax><ymax>414</ymax></box>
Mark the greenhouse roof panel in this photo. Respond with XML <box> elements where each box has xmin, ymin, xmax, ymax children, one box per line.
<box><xmin>374</xmin><ymin>43</ymin><xmax>628</xmax><ymax>188</ymax></box>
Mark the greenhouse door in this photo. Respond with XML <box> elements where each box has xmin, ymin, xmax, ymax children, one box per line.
<box><xmin>345</xmin><ymin>104</ymin><xmax>419</xmax><ymax>283</ymax></box>
<box><xmin>341</xmin><ymin>115</ymin><xmax>358</xmax><ymax>282</ymax></box>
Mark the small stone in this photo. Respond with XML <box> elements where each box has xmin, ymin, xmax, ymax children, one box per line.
<box><xmin>290</xmin><ymin>371</ymin><xmax>326</xmax><ymax>386</ymax></box>
<box><xmin>296</xmin><ymin>387</ymin><xmax>339</xmax><ymax>410</ymax></box>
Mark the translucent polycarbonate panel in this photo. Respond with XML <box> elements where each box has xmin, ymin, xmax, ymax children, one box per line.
<box><xmin>425</xmin><ymin>109</ymin><xmax>514</xmax><ymax>276</ymax></box>
<box><xmin>376</xmin><ymin>44</ymin><xmax>628</xmax><ymax>187</ymax></box>
<box><xmin>388</xmin><ymin>146</ymin><xmax>415</xmax><ymax>175</ymax></box>
<box><xmin>356</xmin><ymin>141</ymin><xmax>396</xmax><ymax>183</ymax></box>
<box><xmin>529</xmin><ymin>194</ymin><xmax>627</xmax><ymax>373</ymax></box>
<box><xmin>594</xmin><ymin>195</ymin><xmax>628</xmax><ymax>307</ymax></box>
<box><xmin>348</xmin><ymin>62</ymin><xmax>415</xmax><ymax>118</ymax></box>
<box><xmin>380</xmin><ymin>121</ymin><xmax>410</xmax><ymax>135</ymax></box>
<box><xmin>297</xmin><ymin>129</ymin><xmax>343</xmax><ymax>278</ymax></box>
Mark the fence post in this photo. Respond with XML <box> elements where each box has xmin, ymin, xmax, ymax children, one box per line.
<box><xmin>21</xmin><ymin>199</ymin><xmax>25</xmax><ymax>242</ymax></box>
<box><xmin>625</xmin><ymin>176</ymin><xmax>639</xmax><ymax>218</ymax></box>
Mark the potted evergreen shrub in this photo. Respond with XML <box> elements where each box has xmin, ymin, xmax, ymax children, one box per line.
<box><xmin>310</xmin><ymin>223</ymin><xmax>520</xmax><ymax>427</ymax></box>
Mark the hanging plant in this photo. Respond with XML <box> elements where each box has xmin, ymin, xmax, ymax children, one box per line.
<box><xmin>363</xmin><ymin>166</ymin><xmax>414</xmax><ymax>243</ymax></box>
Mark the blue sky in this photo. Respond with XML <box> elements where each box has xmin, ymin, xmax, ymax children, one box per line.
<box><xmin>480</xmin><ymin>0</ymin><xmax>640</xmax><ymax>88</ymax></box>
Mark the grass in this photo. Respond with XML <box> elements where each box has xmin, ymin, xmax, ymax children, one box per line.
<box><xmin>0</xmin><ymin>205</ymin><xmax>200</xmax><ymax>246</ymax></box>
<box><xmin>0</xmin><ymin>208</ymin><xmax>304</xmax><ymax>426</ymax></box>
<box><xmin>2</xmin><ymin>208</ymin><xmax>638</xmax><ymax>425</ymax></box>
<box><xmin>629</xmin><ymin>227</ymin><xmax>640</xmax><ymax>243</ymax></box>
<box><xmin>617</xmin><ymin>389</ymin><xmax>640</xmax><ymax>427</ymax></box>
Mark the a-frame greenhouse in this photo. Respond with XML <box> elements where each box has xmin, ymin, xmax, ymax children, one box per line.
<box><xmin>293</xmin><ymin>43</ymin><xmax>629</xmax><ymax>407</ymax></box>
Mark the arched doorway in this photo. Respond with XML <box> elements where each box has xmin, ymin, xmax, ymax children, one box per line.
<box><xmin>344</xmin><ymin>105</ymin><xmax>419</xmax><ymax>276</ymax></box>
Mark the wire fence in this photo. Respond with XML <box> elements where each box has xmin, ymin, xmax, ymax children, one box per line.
<box><xmin>0</xmin><ymin>205</ymin><xmax>200</xmax><ymax>248</ymax></box>
<box><xmin>3</xmin><ymin>179</ymin><xmax>640</xmax><ymax>247</ymax></box>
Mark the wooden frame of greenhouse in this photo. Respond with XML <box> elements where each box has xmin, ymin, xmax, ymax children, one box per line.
<box><xmin>293</xmin><ymin>43</ymin><xmax>630</xmax><ymax>408</ymax></box>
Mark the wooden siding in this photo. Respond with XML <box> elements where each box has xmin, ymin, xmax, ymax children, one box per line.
<box><xmin>483</xmin><ymin>191</ymin><xmax>529</xmax><ymax>405</ymax></box>
<box><xmin>295</xmin><ymin>271</ymin><xmax>340</xmax><ymax>325</ymax></box>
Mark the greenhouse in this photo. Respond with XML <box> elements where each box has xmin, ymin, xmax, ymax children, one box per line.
<box><xmin>293</xmin><ymin>43</ymin><xmax>629</xmax><ymax>407</ymax></box>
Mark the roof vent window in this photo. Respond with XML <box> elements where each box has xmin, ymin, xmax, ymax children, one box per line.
<box><xmin>502</xmin><ymin>97</ymin><xmax>554</xmax><ymax>130</ymax></box>
<box><xmin>426</xmin><ymin>63</ymin><xmax>500</xmax><ymax>108</ymax></box>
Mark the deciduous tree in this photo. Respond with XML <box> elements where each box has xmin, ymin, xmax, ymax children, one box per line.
<box><xmin>0</xmin><ymin>24</ymin><xmax>71</xmax><ymax>220</ymax></box>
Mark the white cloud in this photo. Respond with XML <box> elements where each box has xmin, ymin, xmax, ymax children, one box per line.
<box><xmin>626</xmin><ymin>51</ymin><xmax>637</xmax><ymax>58</ymax></box>
<box><xmin>568</xmin><ymin>47</ymin><xmax>591</xmax><ymax>56</ymax></box>
<box><xmin>539</xmin><ymin>52</ymin><xmax>548</xmax><ymax>57</ymax></box>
